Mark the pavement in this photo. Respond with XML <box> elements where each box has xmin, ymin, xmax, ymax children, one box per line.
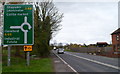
<box><xmin>51</xmin><ymin>50</ymin><xmax>74</xmax><ymax>73</ymax></box>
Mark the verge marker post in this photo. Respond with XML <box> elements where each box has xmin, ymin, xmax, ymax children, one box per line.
<box><xmin>7</xmin><ymin>45</ymin><xmax>11</xmax><ymax>66</ymax></box>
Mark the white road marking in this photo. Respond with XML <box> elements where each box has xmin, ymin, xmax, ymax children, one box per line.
<box><xmin>66</xmin><ymin>52</ymin><xmax>120</xmax><ymax>70</ymax></box>
<box><xmin>53</xmin><ymin>51</ymin><xmax>79</xmax><ymax>74</ymax></box>
<box><xmin>54</xmin><ymin>60</ymin><xmax>60</xmax><ymax>63</ymax></box>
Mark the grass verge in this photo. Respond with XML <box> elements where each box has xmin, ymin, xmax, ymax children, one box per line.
<box><xmin>65</xmin><ymin>49</ymin><xmax>75</xmax><ymax>52</ymax></box>
<box><xmin>2</xmin><ymin>49</ymin><xmax>53</xmax><ymax>72</ymax></box>
<box><xmin>0</xmin><ymin>62</ymin><xmax>2</xmax><ymax>74</ymax></box>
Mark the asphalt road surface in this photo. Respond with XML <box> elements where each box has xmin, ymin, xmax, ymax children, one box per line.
<box><xmin>53</xmin><ymin>50</ymin><xmax>120</xmax><ymax>73</ymax></box>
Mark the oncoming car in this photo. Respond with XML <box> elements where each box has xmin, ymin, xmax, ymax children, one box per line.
<box><xmin>57</xmin><ymin>48</ymin><xmax>64</xmax><ymax>54</ymax></box>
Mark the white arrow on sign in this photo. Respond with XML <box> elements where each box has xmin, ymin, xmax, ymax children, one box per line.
<box><xmin>10</xmin><ymin>16</ymin><xmax>32</xmax><ymax>44</ymax></box>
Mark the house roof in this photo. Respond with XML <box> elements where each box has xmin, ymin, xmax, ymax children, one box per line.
<box><xmin>111</xmin><ymin>28</ymin><xmax>120</xmax><ymax>35</ymax></box>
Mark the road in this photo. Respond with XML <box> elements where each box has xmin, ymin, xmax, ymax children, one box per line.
<box><xmin>53</xmin><ymin>50</ymin><xmax>120</xmax><ymax>73</ymax></box>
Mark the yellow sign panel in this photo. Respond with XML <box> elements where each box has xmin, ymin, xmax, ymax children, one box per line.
<box><xmin>24</xmin><ymin>45</ymin><xmax>32</xmax><ymax>51</ymax></box>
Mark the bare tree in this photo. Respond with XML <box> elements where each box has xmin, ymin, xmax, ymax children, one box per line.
<box><xmin>38</xmin><ymin>1</ymin><xmax>63</xmax><ymax>41</ymax></box>
<box><xmin>34</xmin><ymin>0</ymin><xmax>63</xmax><ymax>57</ymax></box>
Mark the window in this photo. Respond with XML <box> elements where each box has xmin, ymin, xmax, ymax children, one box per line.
<box><xmin>116</xmin><ymin>35</ymin><xmax>119</xmax><ymax>41</ymax></box>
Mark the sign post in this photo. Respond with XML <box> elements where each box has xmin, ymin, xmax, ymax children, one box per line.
<box><xmin>7</xmin><ymin>46</ymin><xmax>11</xmax><ymax>66</ymax></box>
<box><xmin>4</xmin><ymin>5</ymin><xmax>34</xmax><ymax>66</ymax></box>
<box><xmin>24</xmin><ymin>45</ymin><xmax>32</xmax><ymax>66</ymax></box>
<box><xmin>27</xmin><ymin>52</ymin><xmax>30</xmax><ymax>66</ymax></box>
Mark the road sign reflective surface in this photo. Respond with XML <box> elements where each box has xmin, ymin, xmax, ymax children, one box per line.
<box><xmin>3</xmin><ymin>5</ymin><xmax>34</xmax><ymax>45</ymax></box>
<box><xmin>24</xmin><ymin>45</ymin><xmax>32</xmax><ymax>51</ymax></box>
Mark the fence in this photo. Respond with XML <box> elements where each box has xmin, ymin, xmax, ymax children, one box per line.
<box><xmin>68</xmin><ymin>46</ymin><xmax>113</xmax><ymax>54</ymax></box>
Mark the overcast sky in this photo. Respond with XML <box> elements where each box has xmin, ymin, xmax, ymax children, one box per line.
<box><xmin>50</xmin><ymin>2</ymin><xmax>118</xmax><ymax>45</ymax></box>
<box><xmin>0</xmin><ymin>1</ymin><xmax>119</xmax><ymax>45</ymax></box>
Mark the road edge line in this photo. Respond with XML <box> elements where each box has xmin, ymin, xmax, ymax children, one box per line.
<box><xmin>52</xmin><ymin>51</ymin><xmax>79</xmax><ymax>74</ymax></box>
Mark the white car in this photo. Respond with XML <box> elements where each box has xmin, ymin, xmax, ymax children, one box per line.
<box><xmin>53</xmin><ymin>47</ymin><xmax>57</xmax><ymax>50</ymax></box>
<box><xmin>57</xmin><ymin>48</ymin><xmax>64</xmax><ymax>54</ymax></box>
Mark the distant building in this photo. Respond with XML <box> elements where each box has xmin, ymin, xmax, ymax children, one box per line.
<box><xmin>96</xmin><ymin>42</ymin><xmax>108</xmax><ymax>47</ymax></box>
<box><xmin>111</xmin><ymin>28</ymin><xmax>120</xmax><ymax>52</ymax></box>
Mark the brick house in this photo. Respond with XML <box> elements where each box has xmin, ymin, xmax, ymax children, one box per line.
<box><xmin>111</xmin><ymin>28</ymin><xmax>120</xmax><ymax>53</ymax></box>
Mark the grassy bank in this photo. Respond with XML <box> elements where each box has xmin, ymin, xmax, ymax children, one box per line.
<box><xmin>0</xmin><ymin>62</ymin><xmax>2</xmax><ymax>74</ymax></box>
<box><xmin>2</xmin><ymin>49</ymin><xmax>53</xmax><ymax>72</ymax></box>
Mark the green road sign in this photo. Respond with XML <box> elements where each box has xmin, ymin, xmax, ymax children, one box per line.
<box><xmin>3</xmin><ymin>5</ymin><xmax>34</xmax><ymax>45</ymax></box>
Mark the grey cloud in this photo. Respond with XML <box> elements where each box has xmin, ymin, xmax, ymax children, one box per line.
<box><xmin>51</xmin><ymin>2</ymin><xmax>118</xmax><ymax>44</ymax></box>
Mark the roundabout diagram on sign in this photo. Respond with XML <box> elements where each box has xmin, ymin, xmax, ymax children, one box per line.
<box><xmin>10</xmin><ymin>16</ymin><xmax>32</xmax><ymax>44</ymax></box>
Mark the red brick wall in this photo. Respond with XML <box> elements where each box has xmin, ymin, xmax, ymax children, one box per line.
<box><xmin>112</xmin><ymin>33</ymin><xmax>120</xmax><ymax>51</ymax></box>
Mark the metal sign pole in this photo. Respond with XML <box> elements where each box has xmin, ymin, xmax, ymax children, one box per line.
<box><xmin>7</xmin><ymin>45</ymin><xmax>11</xmax><ymax>66</ymax></box>
<box><xmin>26</xmin><ymin>52</ymin><xmax>30</xmax><ymax>66</ymax></box>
